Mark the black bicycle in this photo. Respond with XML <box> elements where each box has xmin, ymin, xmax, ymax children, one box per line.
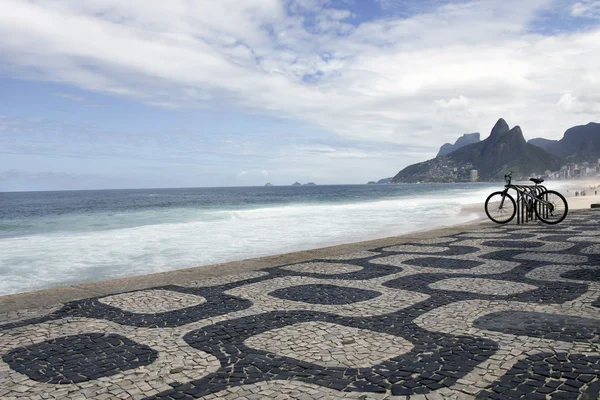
<box><xmin>485</xmin><ymin>172</ymin><xmax>568</xmax><ymax>224</ymax></box>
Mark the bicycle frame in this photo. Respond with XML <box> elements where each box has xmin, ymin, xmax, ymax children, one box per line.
<box><xmin>501</xmin><ymin>173</ymin><xmax>550</xmax><ymax>223</ymax></box>
<box><xmin>486</xmin><ymin>172</ymin><xmax>567</xmax><ymax>224</ymax></box>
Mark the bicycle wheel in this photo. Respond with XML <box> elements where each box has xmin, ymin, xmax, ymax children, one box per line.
<box><xmin>485</xmin><ymin>191</ymin><xmax>516</xmax><ymax>224</ymax></box>
<box><xmin>535</xmin><ymin>190</ymin><xmax>568</xmax><ymax>224</ymax></box>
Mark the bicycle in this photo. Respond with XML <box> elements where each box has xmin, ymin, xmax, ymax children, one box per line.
<box><xmin>484</xmin><ymin>172</ymin><xmax>568</xmax><ymax>224</ymax></box>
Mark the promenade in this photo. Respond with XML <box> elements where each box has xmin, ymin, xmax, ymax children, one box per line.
<box><xmin>0</xmin><ymin>211</ymin><xmax>599</xmax><ymax>399</ymax></box>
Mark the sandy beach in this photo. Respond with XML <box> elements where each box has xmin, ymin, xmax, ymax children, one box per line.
<box><xmin>459</xmin><ymin>179</ymin><xmax>600</xmax><ymax>217</ymax></box>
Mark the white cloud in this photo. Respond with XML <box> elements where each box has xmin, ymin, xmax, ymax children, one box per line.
<box><xmin>235</xmin><ymin>169</ymin><xmax>269</xmax><ymax>180</ymax></box>
<box><xmin>0</xmin><ymin>0</ymin><xmax>598</xmax><ymax>156</ymax></box>
<box><xmin>558</xmin><ymin>93</ymin><xmax>600</xmax><ymax>114</ymax></box>
<box><xmin>434</xmin><ymin>96</ymin><xmax>478</xmax><ymax>129</ymax></box>
<box><xmin>435</xmin><ymin>95</ymin><xmax>470</xmax><ymax>110</ymax></box>
<box><xmin>54</xmin><ymin>92</ymin><xmax>85</xmax><ymax>102</ymax></box>
<box><xmin>572</xmin><ymin>1</ymin><xmax>600</xmax><ymax>18</ymax></box>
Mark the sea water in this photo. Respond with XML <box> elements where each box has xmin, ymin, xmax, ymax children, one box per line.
<box><xmin>0</xmin><ymin>183</ymin><xmax>497</xmax><ymax>295</ymax></box>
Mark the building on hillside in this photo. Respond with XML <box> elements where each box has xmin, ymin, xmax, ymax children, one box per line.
<box><xmin>470</xmin><ymin>169</ymin><xmax>478</xmax><ymax>182</ymax></box>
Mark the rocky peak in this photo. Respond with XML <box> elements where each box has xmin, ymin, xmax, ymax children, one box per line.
<box><xmin>507</xmin><ymin>126</ymin><xmax>525</xmax><ymax>141</ymax></box>
<box><xmin>484</xmin><ymin>123</ymin><xmax>525</xmax><ymax>152</ymax></box>
<box><xmin>563</xmin><ymin>122</ymin><xmax>600</xmax><ymax>143</ymax></box>
<box><xmin>489</xmin><ymin>118</ymin><xmax>510</xmax><ymax>139</ymax></box>
<box><xmin>436</xmin><ymin>132</ymin><xmax>481</xmax><ymax>157</ymax></box>
<box><xmin>455</xmin><ymin>132</ymin><xmax>481</xmax><ymax>146</ymax></box>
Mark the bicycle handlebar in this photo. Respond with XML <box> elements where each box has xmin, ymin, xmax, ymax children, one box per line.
<box><xmin>504</xmin><ymin>171</ymin><xmax>512</xmax><ymax>186</ymax></box>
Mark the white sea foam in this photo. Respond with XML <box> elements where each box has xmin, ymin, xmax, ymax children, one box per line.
<box><xmin>0</xmin><ymin>186</ymin><xmax>490</xmax><ymax>295</ymax></box>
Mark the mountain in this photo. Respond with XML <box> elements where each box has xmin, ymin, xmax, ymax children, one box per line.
<box><xmin>437</xmin><ymin>132</ymin><xmax>481</xmax><ymax>156</ymax></box>
<box><xmin>528</xmin><ymin>137</ymin><xmax>557</xmax><ymax>152</ymax></box>
<box><xmin>528</xmin><ymin>122</ymin><xmax>600</xmax><ymax>162</ymax></box>
<box><xmin>392</xmin><ymin>118</ymin><xmax>564</xmax><ymax>183</ymax></box>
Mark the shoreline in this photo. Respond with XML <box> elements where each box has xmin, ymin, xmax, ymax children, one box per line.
<box><xmin>1</xmin><ymin>197</ymin><xmax>595</xmax><ymax>313</ymax></box>
<box><xmin>0</xmin><ymin>217</ymin><xmax>493</xmax><ymax>313</ymax></box>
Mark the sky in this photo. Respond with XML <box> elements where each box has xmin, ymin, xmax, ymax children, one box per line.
<box><xmin>1</xmin><ymin>0</ymin><xmax>599</xmax><ymax>191</ymax></box>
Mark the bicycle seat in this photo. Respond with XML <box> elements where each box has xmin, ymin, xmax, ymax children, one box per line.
<box><xmin>530</xmin><ymin>178</ymin><xmax>544</xmax><ymax>184</ymax></box>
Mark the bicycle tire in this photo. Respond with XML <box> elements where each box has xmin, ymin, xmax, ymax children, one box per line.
<box><xmin>535</xmin><ymin>190</ymin><xmax>568</xmax><ymax>224</ymax></box>
<box><xmin>485</xmin><ymin>191</ymin><xmax>516</xmax><ymax>224</ymax></box>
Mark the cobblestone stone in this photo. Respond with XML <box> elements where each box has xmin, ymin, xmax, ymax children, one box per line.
<box><xmin>99</xmin><ymin>290</ymin><xmax>206</xmax><ymax>313</ymax></box>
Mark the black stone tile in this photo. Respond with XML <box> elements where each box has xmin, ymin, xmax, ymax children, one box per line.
<box><xmin>403</xmin><ymin>257</ymin><xmax>483</xmax><ymax>269</ymax></box>
<box><xmin>3</xmin><ymin>333</ymin><xmax>157</xmax><ymax>384</ymax></box>
<box><xmin>561</xmin><ymin>269</ymin><xmax>600</xmax><ymax>282</ymax></box>
<box><xmin>481</xmin><ymin>352</ymin><xmax>600</xmax><ymax>399</ymax></box>
<box><xmin>474</xmin><ymin>311</ymin><xmax>599</xmax><ymax>343</ymax></box>
<box><xmin>481</xmin><ymin>240</ymin><xmax>546</xmax><ymax>249</ymax></box>
<box><xmin>269</xmin><ymin>284</ymin><xmax>381</xmax><ymax>305</ymax></box>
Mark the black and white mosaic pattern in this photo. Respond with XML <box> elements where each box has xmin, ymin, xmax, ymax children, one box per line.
<box><xmin>0</xmin><ymin>210</ymin><xmax>599</xmax><ymax>399</ymax></box>
<box><xmin>3</xmin><ymin>333</ymin><xmax>158</xmax><ymax>384</ymax></box>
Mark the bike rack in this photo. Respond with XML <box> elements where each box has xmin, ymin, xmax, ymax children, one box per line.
<box><xmin>510</xmin><ymin>185</ymin><xmax>547</xmax><ymax>224</ymax></box>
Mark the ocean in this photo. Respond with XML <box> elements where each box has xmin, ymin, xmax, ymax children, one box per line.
<box><xmin>0</xmin><ymin>183</ymin><xmax>497</xmax><ymax>296</ymax></box>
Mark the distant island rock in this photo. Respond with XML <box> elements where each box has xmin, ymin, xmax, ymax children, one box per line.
<box><xmin>391</xmin><ymin>118</ymin><xmax>563</xmax><ymax>183</ymax></box>
<box><xmin>437</xmin><ymin>132</ymin><xmax>480</xmax><ymax>157</ymax></box>
<box><xmin>304</xmin><ymin>182</ymin><xmax>316</xmax><ymax>185</ymax></box>
<box><xmin>291</xmin><ymin>182</ymin><xmax>302</xmax><ymax>186</ymax></box>
<box><xmin>367</xmin><ymin>177</ymin><xmax>392</xmax><ymax>184</ymax></box>
<box><xmin>264</xmin><ymin>182</ymin><xmax>273</xmax><ymax>186</ymax></box>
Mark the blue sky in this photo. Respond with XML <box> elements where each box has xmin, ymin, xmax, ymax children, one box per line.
<box><xmin>1</xmin><ymin>0</ymin><xmax>600</xmax><ymax>191</ymax></box>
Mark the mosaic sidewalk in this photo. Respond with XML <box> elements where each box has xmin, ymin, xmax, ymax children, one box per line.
<box><xmin>0</xmin><ymin>212</ymin><xmax>599</xmax><ymax>399</ymax></box>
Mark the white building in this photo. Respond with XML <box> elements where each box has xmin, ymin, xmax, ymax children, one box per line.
<box><xmin>470</xmin><ymin>169</ymin><xmax>478</xmax><ymax>182</ymax></box>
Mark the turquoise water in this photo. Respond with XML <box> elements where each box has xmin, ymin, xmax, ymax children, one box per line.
<box><xmin>0</xmin><ymin>184</ymin><xmax>496</xmax><ymax>295</ymax></box>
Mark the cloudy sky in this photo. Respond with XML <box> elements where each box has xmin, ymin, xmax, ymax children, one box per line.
<box><xmin>1</xmin><ymin>0</ymin><xmax>599</xmax><ymax>191</ymax></box>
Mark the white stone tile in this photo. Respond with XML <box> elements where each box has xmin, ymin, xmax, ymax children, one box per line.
<box><xmin>321</xmin><ymin>251</ymin><xmax>380</xmax><ymax>261</ymax></box>
<box><xmin>412</xmin><ymin>237</ymin><xmax>458</xmax><ymax>244</ymax></box>
<box><xmin>581</xmin><ymin>244</ymin><xmax>600</xmax><ymax>254</ymax></box>
<box><xmin>381</xmin><ymin>245</ymin><xmax>448</xmax><ymax>253</ymax></box>
<box><xmin>567</xmin><ymin>236</ymin><xmax>600</xmax><ymax>242</ymax></box>
<box><xmin>181</xmin><ymin>271</ymin><xmax>269</xmax><ymax>287</ymax></box>
<box><xmin>99</xmin><ymin>290</ymin><xmax>205</xmax><ymax>313</ymax></box>
<box><xmin>456</xmin><ymin>233</ymin><xmax>510</xmax><ymax>238</ymax></box>
<box><xmin>205</xmin><ymin>380</ymin><xmax>392</xmax><ymax>399</ymax></box>
<box><xmin>281</xmin><ymin>262</ymin><xmax>363</xmax><ymax>275</ymax></box>
<box><xmin>0</xmin><ymin>306</ymin><xmax>62</xmax><ymax>325</ymax></box>
<box><xmin>245</xmin><ymin>321</ymin><xmax>413</xmax><ymax>368</ymax></box>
